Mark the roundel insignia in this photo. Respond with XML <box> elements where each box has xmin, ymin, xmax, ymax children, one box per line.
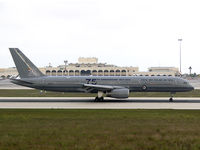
<box><xmin>142</xmin><ymin>85</ymin><xmax>147</xmax><ymax>90</ymax></box>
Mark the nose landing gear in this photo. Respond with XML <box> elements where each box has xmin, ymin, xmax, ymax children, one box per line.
<box><xmin>169</xmin><ymin>92</ymin><xmax>175</xmax><ymax>102</ymax></box>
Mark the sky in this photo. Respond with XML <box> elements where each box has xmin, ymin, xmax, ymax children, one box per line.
<box><xmin>0</xmin><ymin>0</ymin><xmax>200</xmax><ymax>74</ymax></box>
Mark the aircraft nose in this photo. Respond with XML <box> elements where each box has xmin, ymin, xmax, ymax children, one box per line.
<box><xmin>188</xmin><ymin>84</ymin><xmax>194</xmax><ymax>91</ymax></box>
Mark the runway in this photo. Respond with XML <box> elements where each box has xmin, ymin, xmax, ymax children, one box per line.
<box><xmin>1</xmin><ymin>97</ymin><xmax>200</xmax><ymax>109</ymax></box>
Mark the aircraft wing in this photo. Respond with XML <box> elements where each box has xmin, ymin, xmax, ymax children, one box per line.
<box><xmin>83</xmin><ymin>84</ymin><xmax>124</xmax><ymax>92</ymax></box>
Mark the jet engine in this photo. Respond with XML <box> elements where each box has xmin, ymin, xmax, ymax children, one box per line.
<box><xmin>106</xmin><ymin>88</ymin><xmax>129</xmax><ymax>98</ymax></box>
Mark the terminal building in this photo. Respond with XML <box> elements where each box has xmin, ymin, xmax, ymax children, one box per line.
<box><xmin>0</xmin><ymin>57</ymin><xmax>180</xmax><ymax>78</ymax></box>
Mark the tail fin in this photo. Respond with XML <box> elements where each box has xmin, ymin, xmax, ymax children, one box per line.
<box><xmin>9</xmin><ymin>48</ymin><xmax>44</xmax><ymax>78</ymax></box>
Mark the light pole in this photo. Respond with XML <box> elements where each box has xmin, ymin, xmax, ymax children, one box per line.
<box><xmin>189</xmin><ymin>66</ymin><xmax>192</xmax><ymax>76</ymax></box>
<box><xmin>178</xmin><ymin>39</ymin><xmax>182</xmax><ymax>74</ymax></box>
<box><xmin>64</xmin><ymin>60</ymin><xmax>68</xmax><ymax>71</ymax></box>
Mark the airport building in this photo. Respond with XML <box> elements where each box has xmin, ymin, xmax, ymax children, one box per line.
<box><xmin>0</xmin><ymin>57</ymin><xmax>180</xmax><ymax>78</ymax></box>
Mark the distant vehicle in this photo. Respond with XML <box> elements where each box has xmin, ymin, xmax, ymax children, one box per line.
<box><xmin>9</xmin><ymin>48</ymin><xmax>194</xmax><ymax>102</ymax></box>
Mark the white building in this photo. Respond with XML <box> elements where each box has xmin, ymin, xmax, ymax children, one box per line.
<box><xmin>0</xmin><ymin>57</ymin><xmax>179</xmax><ymax>78</ymax></box>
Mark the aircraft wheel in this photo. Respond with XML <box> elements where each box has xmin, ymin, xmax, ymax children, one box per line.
<box><xmin>94</xmin><ymin>97</ymin><xmax>98</xmax><ymax>102</ymax></box>
<box><xmin>169</xmin><ymin>97</ymin><xmax>173</xmax><ymax>102</ymax></box>
<box><xmin>94</xmin><ymin>97</ymin><xmax>104</xmax><ymax>102</ymax></box>
<box><xmin>100</xmin><ymin>97</ymin><xmax>104</xmax><ymax>101</ymax></box>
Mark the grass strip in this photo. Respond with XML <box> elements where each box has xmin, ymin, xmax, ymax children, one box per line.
<box><xmin>0</xmin><ymin>109</ymin><xmax>200</xmax><ymax>150</ymax></box>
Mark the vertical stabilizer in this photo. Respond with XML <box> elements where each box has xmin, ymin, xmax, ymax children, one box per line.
<box><xmin>9</xmin><ymin>48</ymin><xmax>44</xmax><ymax>78</ymax></box>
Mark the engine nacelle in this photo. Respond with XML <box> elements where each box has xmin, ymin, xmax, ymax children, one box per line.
<box><xmin>106</xmin><ymin>88</ymin><xmax>129</xmax><ymax>98</ymax></box>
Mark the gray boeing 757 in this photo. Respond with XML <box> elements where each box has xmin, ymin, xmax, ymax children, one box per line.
<box><xmin>9</xmin><ymin>48</ymin><xmax>194</xmax><ymax>102</ymax></box>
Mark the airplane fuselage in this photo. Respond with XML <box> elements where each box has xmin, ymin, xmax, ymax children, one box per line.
<box><xmin>11</xmin><ymin>76</ymin><xmax>194</xmax><ymax>93</ymax></box>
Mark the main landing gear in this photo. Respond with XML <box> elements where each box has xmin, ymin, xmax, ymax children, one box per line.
<box><xmin>169</xmin><ymin>92</ymin><xmax>175</xmax><ymax>102</ymax></box>
<box><xmin>95</xmin><ymin>96</ymin><xmax>104</xmax><ymax>102</ymax></box>
<box><xmin>94</xmin><ymin>91</ymin><xmax>104</xmax><ymax>102</ymax></box>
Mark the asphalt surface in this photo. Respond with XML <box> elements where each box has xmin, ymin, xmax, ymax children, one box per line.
<box><xmin>1</xmin><ymin>97</ymin><xmax>200</xmax><ymax>109</ymax></box>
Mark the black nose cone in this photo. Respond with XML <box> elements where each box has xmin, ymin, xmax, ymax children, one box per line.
<box><xmin>190</xmin><ymin>86</ymin><xmax>194</xmax><ymax>91</ymax></box>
